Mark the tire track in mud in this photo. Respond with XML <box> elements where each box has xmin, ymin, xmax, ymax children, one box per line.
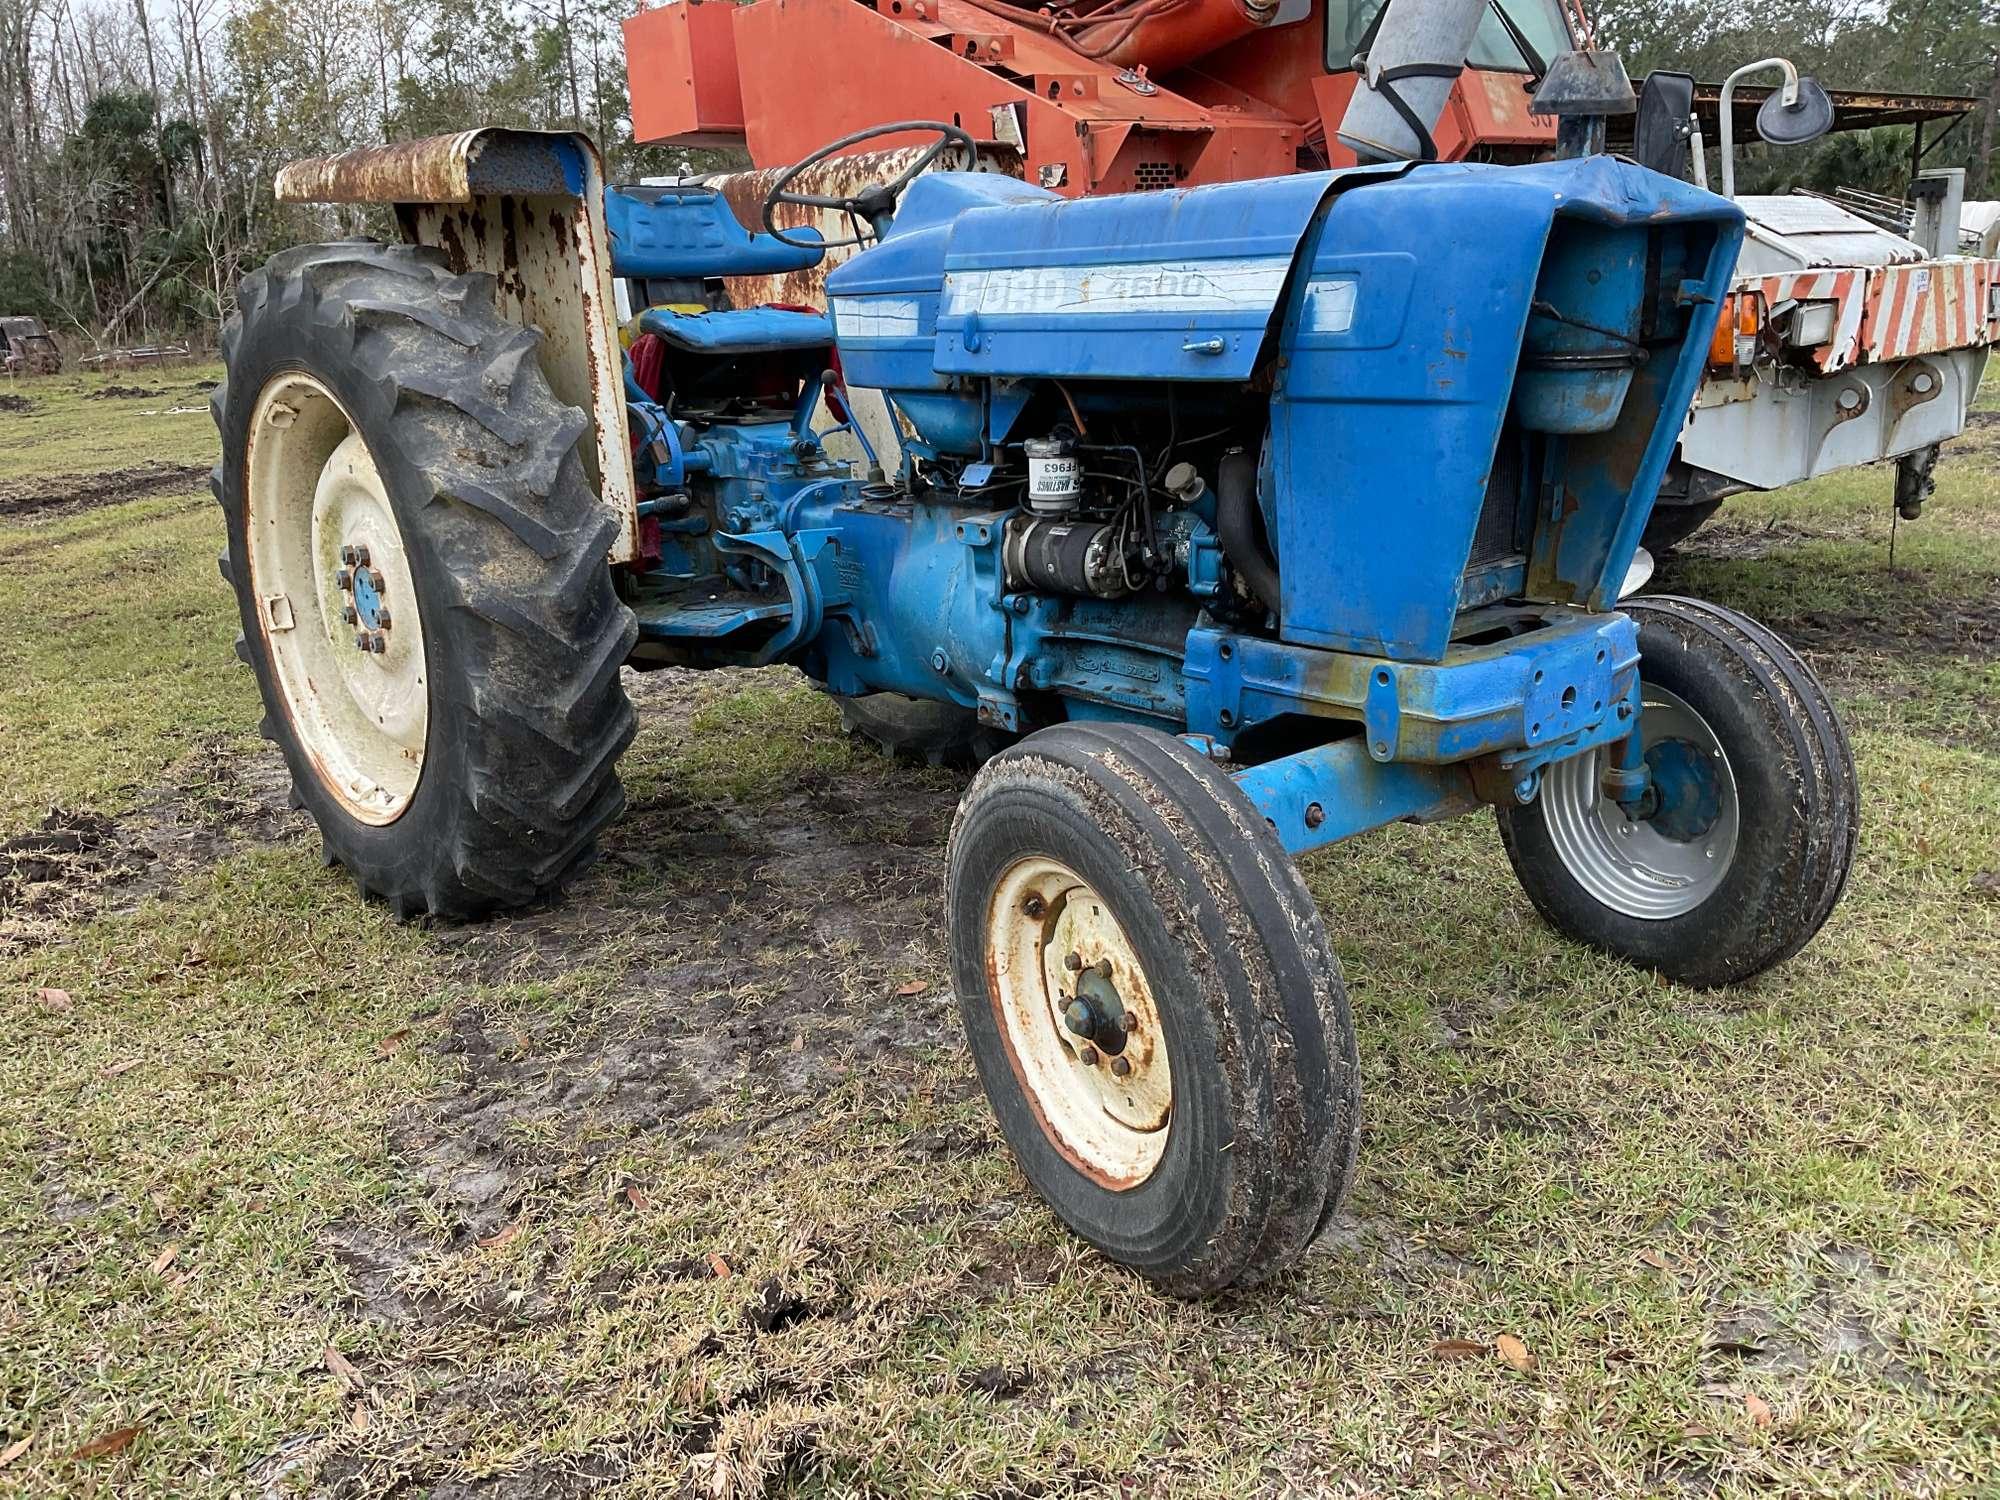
<box><xmin>305</xmin><ymin>682</ymin><xmax>987</xmax><ymax>1494</ymax></box>
<box><xmin>365</xmin><ymin>760</ymin><xmax>973</xmax><ymax>1253</ymax></box>
<box><xmin>0</xmin><ymin>461</ymin><xmax>211</xmax><ymax>521</ymax></box>
<box><xmin>0</xmin><ymin>742</ymin><xmax>307</xmax><ymax>953</ymax></box>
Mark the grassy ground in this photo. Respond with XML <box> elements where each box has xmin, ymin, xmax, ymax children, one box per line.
<box><xmin>0</xmin><ymin>364</ymin><xmax>1995</xmax><ymax>1497</ymax></box>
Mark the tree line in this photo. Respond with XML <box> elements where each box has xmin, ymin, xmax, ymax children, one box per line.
<box><xmin>0</xmin><ymin>0</ymin><xmax>727</xmax><ymax>347</ymax></box>
<box><xmin>0</xmin><ymin>0</ymin><xmax>1993</xmax><ymax>346</ymax></box>
<box><xmin>1598</xmin><ymin>0</ymin><xmax>1999</xmax><ymax>198</ymax></box>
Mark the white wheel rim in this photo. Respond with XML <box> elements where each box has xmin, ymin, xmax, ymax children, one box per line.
<box><xmin>244</xmin><ymin>373</ymin><xmax>428</xmax><ymax>824</ymax></box>
<box><xmin>985</xmin><ymin>856</ymin><xmax>1172</xmax><ymax>1189</ymax></box>
<box><xmin>1538</xmin><ymin>684</ymin><xmax>1740</xmax><ymax>920</ymax></box>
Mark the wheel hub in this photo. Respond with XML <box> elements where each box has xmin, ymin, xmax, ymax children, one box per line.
<box><xmin>987</xmin><ymin>857</ymin><xmax>1172</xmax><ymax>1187</ymax></box>
<box><xmin>1643</xmin><ymin>736</ymin><xmax>1722</xmax><ymax>843</ymax></box>
<box><xmin>1537</xmin><ymin>684</ymin><xmax>1740</xmax><ymax>920</ymax></box>
<box><xmin>1061</xmin><ymin>964</ymin><xmax>1132</xmax><ymax>1053</ymax></box>
<box><xmin>338</xmin><ymin>543</ymin><xmax>393</xmax><ymax>649</ymax></box>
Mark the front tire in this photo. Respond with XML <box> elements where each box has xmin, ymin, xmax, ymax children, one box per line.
<box><xmin>947</xmin><ymin>722</ymin><xmax>1359</xmax><ymax>1295</ymax></box>
<box><xmin>1499</xmin><ymin>596</ymin><xmax>1857</xmax><ymax>987</ymax></box>
<box><xmin>214</xmin><ymin>242</ymin><xmax>637</xmax><ymax>919</ymax></box>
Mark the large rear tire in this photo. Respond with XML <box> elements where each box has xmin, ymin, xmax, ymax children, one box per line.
<box><xmin>214</xmin><ymin>241</ymin><xmax>637</xmax><ymax>919</ymax></box>
<box><xmin>946</xmin><ymin>722</ymin><xmax>1359</xmax><ymax>1295</ymax></box>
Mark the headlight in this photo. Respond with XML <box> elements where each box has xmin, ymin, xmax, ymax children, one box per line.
<box><xmin>1789</xmin><ymin>300</ymin><xmax>1837</xmax><ymax>347</ymax></box>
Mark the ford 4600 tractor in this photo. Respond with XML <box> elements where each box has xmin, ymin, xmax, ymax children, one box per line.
<box><xmin>216</xmin><ymin>58</ymin><xmax>1856</xmax><ymax>1291</ymax></box>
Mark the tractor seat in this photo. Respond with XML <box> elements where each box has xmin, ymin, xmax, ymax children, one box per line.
<box><xmin>606</xmin><ymin>184</ymin><xmax>825</xmax><ymax>280</ymax></box>
<box><xmin>634</xmin><ymin>305</ymin><xmax>832</xmax><ymax>356</ymax></box>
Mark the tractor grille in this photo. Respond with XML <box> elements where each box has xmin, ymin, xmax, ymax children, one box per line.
<box><xmin>1133</xmin><ymin>161</ymin><xmax>1176</xmax><ymax>191</ymax></box>
<box><xmin>1469</xmin><ymin>428</ymin><xmax>1530</xmax><ymax>571</ymax></box>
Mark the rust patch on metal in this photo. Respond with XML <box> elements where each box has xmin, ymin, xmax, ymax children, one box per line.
<box><xmin>275</xmin><ymin>129</ymin><xmax>593</xmax><ymax>206</ymax></box>
<box><xmin>1887</xmin><ymin>359</ymin><xmax>1945</xmax><ymax>423</ymax></box>
<box><xmin>434</xmin><ymin>212</ymin><xmax>468</xmax><ymax>275</ymax></box>
<box><xmin>710</xmin><ymin>147</ymin><xmax>1022</xmax><ymax>311</ymax></box>
<box><xmin>276</xmin><ymin>134</ymin><xmax>481</xmax><ymax>205</ymax></box>
<box><xmin>985</xmin><ymin>942</ymin><xmax>1129</xmax><ymax>1194</ymax></box>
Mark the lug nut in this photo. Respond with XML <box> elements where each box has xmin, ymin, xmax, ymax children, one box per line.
<box><xmin>354</xmin><ymin>633</ymin><xmax>371</xmax><ymax>652</ymax></box>
<box><xmin>340</xmin><ymin>605</ymin><xmax>357</xmax><ymax>625</ymax></box>
<box><xmin>1095</xmin><ymin>958</ymin><xmax>1113</xmax><ymax>978</ymax></box>
<box><xmin>334</xmin><ymin>568</ymin><xmax>352</xmax><ymax>590</ymax></box>
<box><xmin>1110</xmin><ymin>1056</ymin><xmax>1131</xmax><ymax>1077</ymax></box>
<box><xmin>1064</xmin><ymin>952</ymin><xmax>1082</xmax><ymax>972</ymax></box>
<box><xmin>340</xmin><ymin>544</ymin><xmax>358</xmax><ymax>566</ymax></box>
<box><xmin>1120</xmin><ymin>1012</ymin><xmax>1138</xmax><ymax>1034</ymax></box>
<box><xmin>1077</xmin><ymin>1045</ymin><xmax>1098</xmax><ymax>1067</ymax></box>
<box><xmin>375</xmin><ymin>607</ymin><xmax>391</xmax><ymax>629</ymax></box>
<box><xmin>368</xmin><ymin>632</ymin><xmax>387</xmax><ymax>654</ymax></box>
<box><xmin>364</xmin><ymin>568</ymin><xmax>385</xmax><ymax>592</ymax></box>
<box><xmin>353</xmin><ymin>545</ymin><xmax>371</xmax><ymax>567</ymax></box>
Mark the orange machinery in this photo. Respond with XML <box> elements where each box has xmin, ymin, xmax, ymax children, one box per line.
<box><xmin>623</xmin><ymin>0</ymin><xmax>1578</xmax><ymax>196</ymax></box>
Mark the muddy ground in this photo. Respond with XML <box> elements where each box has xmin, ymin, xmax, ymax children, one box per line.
<box><xmin>1</xmin><ymin>740</ymin><xmax>303</xmax><ymax>953</ymax></box>
<box><xmin>5</xmin><ymin>365</ymin><xmax>1997</xmax><ymax>1495</ymax></box>
<box><xmin>8</xmin><ymin>666</ymin><xmax>1005</xmax><ymax>1493</ymax></box>
<box><xmin>0</xmin><ymin>461</ymin><xmax>212</xmax><ymax>521</ymax></box>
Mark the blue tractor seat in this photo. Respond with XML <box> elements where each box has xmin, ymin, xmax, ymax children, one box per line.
<box><xmin>634</xmin><ymin>305</ymin><xmax>833</xmax><ymax>356</ymax></box>
<box><xmin>605</xmin><ymin>183</ymin><xmax>826</xmax><ymax>281</ymax></box>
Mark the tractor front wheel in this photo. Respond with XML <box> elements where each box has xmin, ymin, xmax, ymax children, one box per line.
<box><xmin>214</xmin><ymin>242</ymin><xmax>637</xmax><ymax>919</ymax></box>
<box><xmin>1498</xmin><ymin>596</ymin><xmax>1857</xmax><ymax>986</ymax></box>
<box><xmin>946</xmin><ymin>722</ymin><xmax>1359</xmax><ymax>1294</ymax></box>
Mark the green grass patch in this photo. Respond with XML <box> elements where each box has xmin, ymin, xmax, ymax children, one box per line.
<box><xmin>0</xmin><ymin>492</ymin><xmax>257</xmax><ymax>831</ymax></box>
<box><xmin>0</xmin><ymin>364</ymin><xmax>1996</xmax><ymax>1495</ymax></box>
<box><xmin>0</xmin><ymin>362</ymin><xmax>224</xmax><ymax>481</ymax></box>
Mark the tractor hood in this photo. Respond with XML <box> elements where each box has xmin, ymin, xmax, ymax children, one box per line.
<box><xmin>826</xmin><ymin>165</ymin><xmax>1406</xmax><ymax>386</ymax></box>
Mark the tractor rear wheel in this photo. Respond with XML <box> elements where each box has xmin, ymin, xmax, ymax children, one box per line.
<box><xmin>1498</xmin><ymin>596</ymin><xmax>1857</xmax><ymax>986</ymax></box>
<box><xmin>946</xmin><ymin>722</ymin><xmax>1359</xmax><ymax>1294</ymax></box>
<box><xmin>213</xmin><ymin>241</ymin><xmax>637</xmax><ymax>919</ymax></box>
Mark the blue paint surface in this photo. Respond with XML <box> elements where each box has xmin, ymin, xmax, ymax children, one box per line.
<box><xmin>1646</xmin><ymin>737</ymin><xmax>1724</xmax><ymax>842</ymax></box>
<box><xmin>612</xmin><ymin>151</ymin><xmax>1745</xmax><ymax>855</ymax></box>
<box><xmin>606</xmin><ymin>185</ymin><xmax>824</xmax><ymax>280</ymax></box>
<box><xmin>350</xmin><ymin>561</ymin><xmax>385</xmax><ymax>630</ymax></box>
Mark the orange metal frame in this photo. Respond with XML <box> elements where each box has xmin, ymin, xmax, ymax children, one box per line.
<box><xmin>622</xmin><ymin>0</ymin><xmax>1564</xmax><ymax>196</ymax></box>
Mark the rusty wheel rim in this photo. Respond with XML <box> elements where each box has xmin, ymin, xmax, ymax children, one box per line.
<box><xmin>245</xmin><ymin>372</ymin><xmax>429</xmax><ymax>825</ymax></box>
<box><xmin>986</xmin><ymin>855</ymin><xmax>1172</xmax><ymax>1190</ymax></box>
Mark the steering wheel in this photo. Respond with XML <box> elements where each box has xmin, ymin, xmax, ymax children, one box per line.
<box><xmin>762</xmin><ymin>120</ymin><xmax>978</xmax><ymax>250</ymax></box>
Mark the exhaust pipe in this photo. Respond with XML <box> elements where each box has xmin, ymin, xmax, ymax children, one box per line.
<box><xmin>1335</xmin><ymin>0</ymin><xmax>1487</xmax><ymax>163</ymax></box>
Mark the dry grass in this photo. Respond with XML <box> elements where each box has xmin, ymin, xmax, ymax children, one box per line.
<box><xmin>0</xmin><ymin>363</ymin><xmax>1995</xmax><ymax>1496</ymax></box>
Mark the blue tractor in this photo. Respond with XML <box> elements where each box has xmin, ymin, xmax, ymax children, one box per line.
<box><xmin>215</xmin><ymin>104</ymin><xmax>1856</xmax><ymax>1291</ymax></box>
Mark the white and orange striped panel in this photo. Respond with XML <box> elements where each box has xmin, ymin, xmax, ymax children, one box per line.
<box><xmin>1862</xmin><ymin>259</ymin><xmax>1999</xmax><ymax>363</ymax></box>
